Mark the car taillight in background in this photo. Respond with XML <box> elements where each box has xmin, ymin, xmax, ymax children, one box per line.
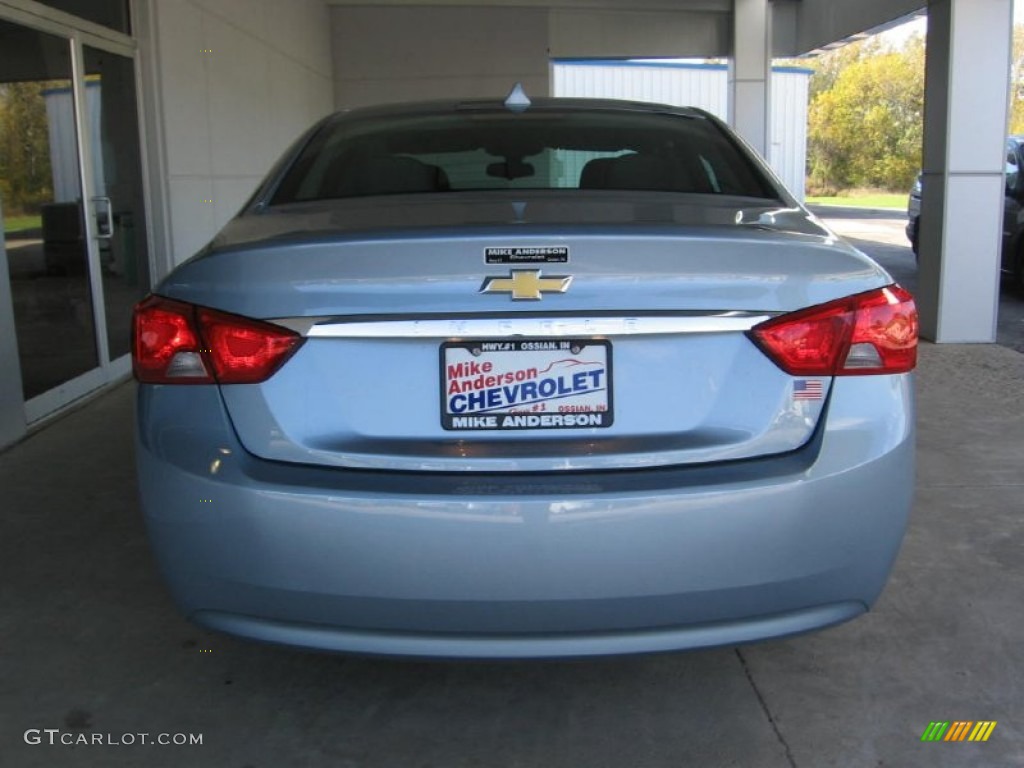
<box><xmin>749</xmin><ymin>285</ymin><xmax>918</xmax><ymax>376</ymax></box>
<box><xmin>132</xmin><ymin>296</ymin><xmax>302</xmax><ymax>384</ymax></box>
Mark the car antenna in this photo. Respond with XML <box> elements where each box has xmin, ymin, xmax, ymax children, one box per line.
<box><xmin>504</xmin><ymin>82</ymin><xmax>531</xmax><ymax>113</ymax></box>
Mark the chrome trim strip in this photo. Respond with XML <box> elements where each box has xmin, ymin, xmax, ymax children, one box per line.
<box><xmin>273</xmin><ymin>313</ymin><xmax>774</xmax><ymax>339</ymax></box>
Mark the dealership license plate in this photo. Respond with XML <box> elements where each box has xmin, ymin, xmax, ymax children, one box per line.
<box><xmin>441</xmin><ymin>339</ymin><xmax>613</xmax><ymax>430</ymax></box>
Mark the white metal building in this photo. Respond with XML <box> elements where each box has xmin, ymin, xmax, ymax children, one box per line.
<box><xmin>553</xmin><ymin>60</ymin><xmax>811</xmax><ymax>200</ymax></box>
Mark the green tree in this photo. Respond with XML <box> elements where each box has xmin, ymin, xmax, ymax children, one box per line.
<box><xmin>1008</xmin><ymin>25</ymin><xmax>1024</xmax><ymax>134</ymax></box>
<box><xmin>806</xmin><ymin>35</ymin><xmax>925</xmax><ymax>193</ymax></box>
<box><xmin>0</xmin><ymin>81</ymin><xmax>54</xmax><ymax>215</ymax></box>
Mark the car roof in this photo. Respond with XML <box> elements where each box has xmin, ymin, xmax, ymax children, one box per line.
<box><xmin>327</xmin><ymin>97</ymin><xmax>711</xmax><ymax>124</ymax></box>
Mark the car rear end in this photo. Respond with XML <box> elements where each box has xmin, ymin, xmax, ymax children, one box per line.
<box><xmin>133</xmin><ymin>99</ymin><xmax>916</xmax><ymax>658</ymax></box>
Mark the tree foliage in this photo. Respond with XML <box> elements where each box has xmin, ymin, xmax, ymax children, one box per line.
<box><xmin>0</xmin><ymin>82</ymin><xmax>54</xmax><ymax>216</ymax></box>
<box><xmin>1008</xmin><ymin>25</ymin><xmax>1024</xmax><ymax>135</ymax></box>
<box><xmin>806</xmin><ymin>36</ymin><xmax>925</xmax><ymax>194</ymax></box>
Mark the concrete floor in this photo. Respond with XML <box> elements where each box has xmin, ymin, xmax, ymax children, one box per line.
<box><xmin>1</xmin><ymin>223</ymin><xmax>1023</xmax><ymax>767</ymax></box>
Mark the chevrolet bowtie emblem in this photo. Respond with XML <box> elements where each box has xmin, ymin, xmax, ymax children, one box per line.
<box><xmin>479</xmin><ymin>270</ymin><xmax>573</xmax><ymax>301</ymax></box>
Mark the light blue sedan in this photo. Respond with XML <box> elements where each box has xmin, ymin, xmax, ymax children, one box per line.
<box><xmin>133</xmin><ymin>92</ymin><xmax>917</xmax><ymax>658</ymax></box>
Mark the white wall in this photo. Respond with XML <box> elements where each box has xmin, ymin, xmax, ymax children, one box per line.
<box><xmin>553</xmin><ymin>62</ymin><xmax>729</xmax><ymax>115</ymax></box>
<box><xmin>553</xmin><ymin>62</ymin><xmax>810</xmax><ymax>200</ymax></box>
<box><xmin>331</xmin><ymin>6</ymin><xmax>550</xmax><ymax>108</ymax></box>
<box><xmin>142</xmin><ymin>0</ymin><xmax>334</xmax><ymax>270</ymax></box>
<box><xmin>329</xmin><ymin>4</ymin><xmax>733</xmax><ymax>110</ymax></box>
<box><xmin>549</xmin><ymin>8</ymin><xmax>729</xmax><ymax>59</ymax></box>
<box><xmin>768</xmin><ymin>69</ymin><xmax>808</xmax><ymax>201</ymax></box>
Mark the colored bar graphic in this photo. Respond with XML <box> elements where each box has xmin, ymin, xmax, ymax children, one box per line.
<box><xmin>968</xmin><ymin>722</ymin><xmax>998</xmax><ymax>742</ymax></box>
<box><xmin>944</xmin><ymin>721</ymin><xmax>972</xmax><ymax>741</ymax></box>
<box><xmin>921</xmin><ymin>721</ymin><xmax>997</xmax><ymax>742</ymax></box>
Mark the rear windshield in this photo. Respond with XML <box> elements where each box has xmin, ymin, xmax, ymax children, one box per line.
<box><xmin>270</xmin><ymin>108</ymin><xmax>780</xmax><ymax>205</ymax></box>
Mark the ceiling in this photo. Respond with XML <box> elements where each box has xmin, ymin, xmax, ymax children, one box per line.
<box><xmin>323</xmin><ymin>0</ymin><xmax>926</xmax><ymax>58</ymax></box>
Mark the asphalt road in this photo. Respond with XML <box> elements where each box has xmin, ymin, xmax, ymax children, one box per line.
<box><xmin>811</xmin><ymin>205</ymin><xmax>1024</xmax><ymax>354</ymax></box>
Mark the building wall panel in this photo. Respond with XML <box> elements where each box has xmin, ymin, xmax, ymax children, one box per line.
<box><xmin>331</xmin><ymin>6</ymin><xmax>550</xmax><ymax>109</ymax></box>
<box><xmin>146</xmin><ymin>0</ymin><xmax>334</xmax><ymax>269</ymax></box>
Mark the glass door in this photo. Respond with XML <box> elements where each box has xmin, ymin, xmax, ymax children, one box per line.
<box><xmin>0</xmin><ymin>8</ymin><xmax>149</xmax><ymax>429</ymax></box>
<box><xmin>0</xmin><ymin>19</ymin><xmax>101</xmax><ymax>407</ymax></box>
<box><xmin>81</xmin><ymin>44</ymin><xmax>149</xmax><ymax>362</ymax></box>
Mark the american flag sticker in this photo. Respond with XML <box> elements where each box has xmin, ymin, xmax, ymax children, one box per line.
<box><xmin>793</xmin><ymin>379</ymin><xmax>824</xmax><ymax>401</ymax></box>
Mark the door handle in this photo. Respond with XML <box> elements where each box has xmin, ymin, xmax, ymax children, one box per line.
<box><xmin>92</xmin><ymin>196</ymin><xmax>113</xmax><ymax>240</ymax></box>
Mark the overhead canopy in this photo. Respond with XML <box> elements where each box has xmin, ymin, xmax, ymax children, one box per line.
<box><xmin>325</xmin><ymin>0</ymin><xmax>927</xmax><ymax>59</ymax></box>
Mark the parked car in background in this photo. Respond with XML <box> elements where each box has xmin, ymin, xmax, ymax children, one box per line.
<box><xmin>908</xmin><ymin>137</ymin><xmax>1024</xmax><ymax>289</ymax></box>
<box><xmin>1004</xmin><ymin>137</ymin><xmax>1024</xmax><ymax>289</ymax></box>
<box><xmin>906</xmin><ymin>173</ymin><xmax>921</xmax><ymax>258</ymax></box>
<box><xmin>134</xmin><ymin>91</ymin><xmax>917</xmax><ymax>659</ymax></box>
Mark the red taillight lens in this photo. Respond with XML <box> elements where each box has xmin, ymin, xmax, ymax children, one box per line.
<box><xmin>197</xmin><ymin>308</ymin><xmax>302</xmax><ymax>383</ymax></box>
<box><xmin>133</xmin><ymin>296</ymin><xmax>212</xmax><ymax>383</ymax></box>
<box><xmin>845</xmin><ymin>286</ymin><xmax>918</xmax><ymax>373</ymax></box>
<box><xmin>749</xmin><ymin>285</ymin><xmax>917</xmax><ymax>376</ymax></box>
<box><xmin>132</xmin><ymin>296</ymin><xmax>302</xmax><ymax>384</ymax></box>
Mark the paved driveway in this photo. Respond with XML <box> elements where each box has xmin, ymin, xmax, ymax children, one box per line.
<box><xmin>1</xmin><ymin>214</ymin><xmax>1022</xmax><ymax>767</ymax></box>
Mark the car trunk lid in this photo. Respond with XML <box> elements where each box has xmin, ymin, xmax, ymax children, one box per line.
<box><xmin>156</xmin><ymin>199</ymin><xmax>888</xmax><ymax>472</ymax></box>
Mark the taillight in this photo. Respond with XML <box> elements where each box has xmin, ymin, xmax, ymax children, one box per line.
<box><xmin>196</xmin><ymin>307</ymin><xmax>303</xmax><ymax>383</ymax></box>
<box><xmin>749</xmin><ymin>285</ymin><xmax>917</xmax><ymax>376</ymax></box>
<box><xmin>133</xmin><ymin>296</ymin><xmax>211</xmax><ymax>383</ymax></box>
<box><xmin>132</xmin><ymin>296</ymin><xmax>302</xmax><ymax>384</ymax></box>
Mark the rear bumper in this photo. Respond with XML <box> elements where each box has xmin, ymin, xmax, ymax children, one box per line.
<box><xmin>136</xmin><ymin>376</ymin><xmax>914</xmax><ymax>658</ymax></box>
<box><xmin>194</xmin><ymin>602</ymin><xmax>865</xmax><ymax>659</ymax></box>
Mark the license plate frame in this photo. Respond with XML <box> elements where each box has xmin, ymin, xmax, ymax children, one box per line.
<box><xmin>440</xmin><ymin>339</ymin><xmax>613</xmax><ymax>431</ymax></box>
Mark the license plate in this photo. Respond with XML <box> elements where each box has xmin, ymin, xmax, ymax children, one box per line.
<box><xmin>441</xmin><ymin>339</ymin><xmax>613</xmax><ymax>430</ymax></box>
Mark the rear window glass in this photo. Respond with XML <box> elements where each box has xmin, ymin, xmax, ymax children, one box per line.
<box><xmin>270</xmin><ymin>108</ymin><xmax>780</xmax><ymax>204</ymax></box>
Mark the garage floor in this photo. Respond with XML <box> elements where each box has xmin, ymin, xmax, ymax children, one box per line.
<box><xmin>2</xmin><ymin>217</ymin><xmax>1023</xmax><ymax>768</ymax></box>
